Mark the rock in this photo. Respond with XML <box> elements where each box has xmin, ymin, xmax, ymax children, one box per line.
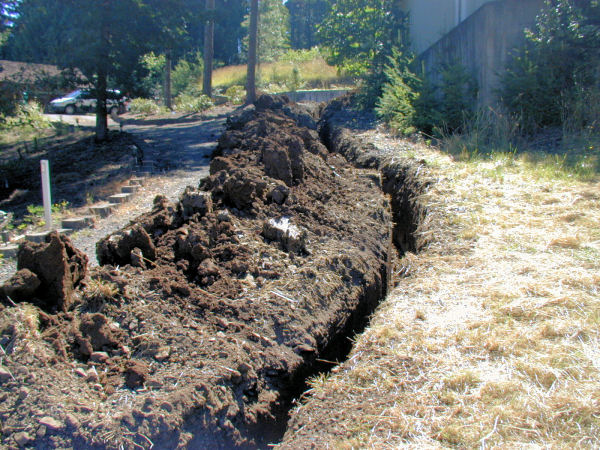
<box><xmin>262</xmin><ymin>217</ymin><xmax>308</xmax><ymax>254</ymax></box>
<box><xmin>85</xmin><ymin>367</ymin><xmax>99</xmax><ymax>382</ymax></box>
<box><xmin>96</xmin><ymin>224</ymin><xmax>155</xmax><ymax>267</ymax></box>
<box><xmin>217</xmin><ymin>210</ymin><xmax>231</xmax><ymax>222</ymax></box>
<box><xmin>180</xmin><ymin>187</ymin><xmax>213</xmax><ymax>219</ymax></box>
<box><xmin>2</xmin><ymin>269</ymin><xmax>41</xmax><ymax>302</ymax></box>
<box><xmin>74</xmin><ymin>368</ymin><xmax>87</xmax><ymax>378</ymax></box>
<box><xmin>124</xmin><ymin>361</ymin><xmax>148</xmax><ymax>389</ymax></box>
<box><xmin>90</xmin><ymin>351</ymin><xmax>109</xmax><ymax>363</ymax></box>
<box><xmin>154</xmin><ymin>346</ymin><xmax>171</xmax><ymax>362</ymax></box>
<box><xmin>65</xmin><ymin>413</ymin><xmax>79</xmax><ymax>428</ymax></box>
<box><xmin>237</xmin><ymin>362</ymin><xmax>252</xmax><ymax>374</ymax></box>
<box><xmin>0</xmin><ymin>365</ymin><xmax>11</xmax><ymax>382</ymax></box>
<box><xmin>38</xmin><ymin>416</ymin><xmax>64</xmax><ymax>431</ymax></box>
<box><xmin>268</xmin><ymin>182</ymin><xmax>289</xmax><ymax>205</ymax></box>
<box><xmin>36</xmin><ymin>426</ymin><xmax>46</xmax><ymax>438</ymax></box>
<box><xmin>13</xmin><ymin>431</ymin><xmax>34</xmax><ymax>447</ymax></box>
<box><xmin>15</xmin><ymin>232</ymin><xmax>88</xmax><ymax>312</ymax></box>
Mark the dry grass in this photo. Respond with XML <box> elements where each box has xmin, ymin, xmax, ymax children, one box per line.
<box><xmin>282</xmin><ymin>130</ymin><xmax>600</xmax><ymax>448</ymax></box>
<box><xmin>212</xmin><ymin>57</ymin><xmax>353</xmax><ymax>92</ymax></box>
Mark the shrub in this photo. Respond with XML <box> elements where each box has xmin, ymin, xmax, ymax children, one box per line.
<box><xmin>173</xmin><ymin>94</ymin><xmax>213</xmax><ymax>113</ymax></box>
<box><xmin>224</xmin><ymin>86</ymin><xmax>246</xmax><ymax>105</ymax></box>
<box><xmin>0</xmin><ymin>102</ymin><xmax>51</xmax><ymax>131</ymax></box>
<box><xmin>375</xmin><ymin>49</ymin><xmax>476</xmax><ymax>136</ymax></box>
<box><xmin>375</xmin><ymin>50</ymin><xmax>420</xmax><ymax>135</ymax></box>
<box><xmin>500</xmin><ymin>0</ymin><xmax>600</xmax><ymax>132</ymax></box>
<box><xmin>172</xmin><ymin>51</ymin><xmax>204</xmax><ymax>97</ymax></box>
<box><xmin>129</xmin><ymin>98</ymin><xmax>164</xmax><ymax>116</ymax></box>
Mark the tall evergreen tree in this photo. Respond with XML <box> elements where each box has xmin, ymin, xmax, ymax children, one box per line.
<box><xmin>286</xmin><ymin>0</ymin><xmax>330</xmax><ymax>49</ymax></box>
<box><xmin>317</xmin><ymin>0</ymin><xmax>407</xmax><ymax>75</ymax></box>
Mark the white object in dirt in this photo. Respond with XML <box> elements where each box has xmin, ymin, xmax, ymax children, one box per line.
<box><xmin>40</xmin><ymin>160</ymin><xmax>52</xmax><ymax>231</ymax></box>
<box><xmin>263</xmin><ymin>216</ymin><xmax>307</xmax><ymax>254</ymax></box>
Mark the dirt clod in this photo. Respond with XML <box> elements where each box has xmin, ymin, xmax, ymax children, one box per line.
<box><xmin>2</xmin><ymin>268</ymin><xmax>41</xmax><ymax>302</ymax></box>
<box><xmin>96</xmin><ymin>224</ymin><xmax>156</xmax><ymax>266</ymax></box>
<box><xmin>124</xmin><ymin>360</ymin><xmax>148</xmax><ymax>389</ymax></box>
<box><xmin>15</xmin><ymin>231</ymin><xmax>87</xmax><ymax>312</ymax></box>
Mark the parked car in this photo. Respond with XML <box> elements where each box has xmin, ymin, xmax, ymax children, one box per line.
<box><xmin>48</xmin><ymin>89</ymin><xmax>129</xmax><ymax>115</ymax></box>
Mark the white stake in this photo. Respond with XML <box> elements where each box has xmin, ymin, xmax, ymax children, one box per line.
<box><xmin>40</xmin><ymin>160</ymin><xmax>52</xmax><ymax>231</ymax></box>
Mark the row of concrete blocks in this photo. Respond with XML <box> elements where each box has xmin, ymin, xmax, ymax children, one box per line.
<box><xmin>0</xmin><ymin>160</ymin><xmax>157</xmax><ymax>258</ymax></box>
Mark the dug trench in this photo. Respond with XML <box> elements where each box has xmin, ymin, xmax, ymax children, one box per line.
<box><xmin>0</xmin><ymin>95</ymin><xmax>427</xmax><ymax>449</ymax></box>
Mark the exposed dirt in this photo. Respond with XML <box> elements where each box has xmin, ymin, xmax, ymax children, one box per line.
<box><xmin>0</xmin><ymin>95</ymin><xmax>395</xmax><ymax>449</ymax></box>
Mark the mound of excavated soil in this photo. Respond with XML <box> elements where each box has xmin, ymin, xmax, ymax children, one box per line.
<box><xmin>0</xmin><ymin>96</ymin><xmax>392</xmax><ymax>449</ymax></box>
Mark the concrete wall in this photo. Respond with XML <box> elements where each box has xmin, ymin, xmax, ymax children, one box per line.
<box><xmin>418</xmin><ymin>0</ymin><xmax>543</xmax><ymax>106</ymax></box>
<box><xmin>279</xmin><ymin>89</ymin><xmax>348</xmax><ymax>103</ymax></box>
<box><xmin>400</xmin><ymin>0</ymin><xmax>493</xmax><ymax>54</ymax></box>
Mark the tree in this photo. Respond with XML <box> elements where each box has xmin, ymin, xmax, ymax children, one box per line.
<box><xmin>4</xmin><ymin>0</ymin><xmax>77</xmax><ymax>64</ymax></box>
<box><xmin>246</xmin><ymin>0</ymin><xmax>259</xmax><ymax>104</ymax></box>
<box><xmin>286</xmin><ymin>0</ymin><xmax>330</xmax><ymax>49</ymax></box>
<box><xmin>317</xmin><ymin>0</ymin><xmax>407</xmax><ymax>76</ymax></box>
<box><xmin>257</xmin><ymin>0</ymin><xmax>290</xmax><ymax>62</ymax></box>
<box><xmin>203</xmin><ymin>0</ymin><xmax>215</xmax><ymax>97</ymax></box>
<box><xmin>243</xmin><ymin>0</ymin><xmax>289</xmax><ymax>63</ymax></box>
<box><xmin>0</xmin><ymin>0</ymin><xmax>18</xmax><ymax>54</ymax></box>
<box><xmin>501</xmin><ymin>0</ymin><xmax>600</xmax><ymax>131</ymax></box>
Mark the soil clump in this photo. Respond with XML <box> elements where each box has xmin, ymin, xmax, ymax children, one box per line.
<box><xmin>0</xmin><ymin>95</ymin><xmax>393</xmax><ymax>449</ymax></box>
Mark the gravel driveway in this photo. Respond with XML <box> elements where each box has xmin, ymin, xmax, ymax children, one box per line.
<box><xmin>0</xmin><ymin>106</ymin><xmax>234</xmax><ymax>282</ymax></box>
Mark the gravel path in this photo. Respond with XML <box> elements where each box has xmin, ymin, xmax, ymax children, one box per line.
<box><xmin>0</xmin><ymin>106</ymin><xmax>233</xmax><ymax>281</ymax></box>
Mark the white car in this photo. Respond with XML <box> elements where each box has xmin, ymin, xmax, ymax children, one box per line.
<box><xmin>48</xmin><ymin>89</ymin><xmax>129</xmax><ymax>115</ymax></box>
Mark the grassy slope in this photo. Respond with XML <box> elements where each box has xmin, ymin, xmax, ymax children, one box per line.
<box><xmin>212</xmin><ymin>57</ymin><xmax>353</xmax><ymax>92</ymax></box>
<box><xmin>281</xmin><ymin>130</ymin><xmax>600</xmax><ymax>448</ymax></box>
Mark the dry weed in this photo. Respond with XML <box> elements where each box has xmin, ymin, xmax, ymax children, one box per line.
<box><xmin>282</xmin><ymin>130</ymin><xmax>600</xmax><ymax>448</ymax></box>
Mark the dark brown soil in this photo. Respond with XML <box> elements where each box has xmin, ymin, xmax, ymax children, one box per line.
<box><xmin>0</xmin><ymin>96</ymin><xmax>394</xmax><ymax>449</ymax></box>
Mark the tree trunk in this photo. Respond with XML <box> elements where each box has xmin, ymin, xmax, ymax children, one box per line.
<box><xmin>202</xmin><ymin>0</ymin><xmax>215</xmax><ymax>98</ymax></box>
<box><xmin>95</xmin><ymin>7</ymin><xmax>110</xmax><ymax>142</ymax></box>
<box><xmin>246</xmin><ymin>0</ymin><xmax>259</xmax><ymax>104</ymax></box>
<box><xmin>165</xmin><ymin>49</ymin><xmax>172</xmax><ymax>110</ymax></box>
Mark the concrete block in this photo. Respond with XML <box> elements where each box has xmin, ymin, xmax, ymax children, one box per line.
<box><xmin>0</xmin><ymin>245</ymin><xmax>19</xmax><ymax>258</ymax></box>
<box><xmin>108</xmin><ymin>193</ymin><xmax>132</xmax><ymax>204</ymax></box>
<box><xmin>121</xmin><ymin>185</ymin><xmax>139</xmax><ymax>194</ymax></box>
<box><xmin>89</xmin><ymin>204</ymin><xmax>114</xmax><ymax>218</ymax></box>
<box><xmin>61</xmin><ymin>216</ymin><xmax>95</xmax><ymax>230</ymax></box>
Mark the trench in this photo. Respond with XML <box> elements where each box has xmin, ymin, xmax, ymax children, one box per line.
<box><xmin>248</xmin><ymin>118</ymin><xmax>426</xmax><ymax>448</ymax></box>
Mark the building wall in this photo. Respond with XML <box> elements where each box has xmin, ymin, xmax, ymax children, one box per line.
<box><xmin>400</xmin><ymin>0</ymin><xmax>492</xmax><ymax>54</ymax></box>
<box><xmin>417</xmin><ymin>0</ymin><xmax>543</xmax><ymax>106</ymax></box>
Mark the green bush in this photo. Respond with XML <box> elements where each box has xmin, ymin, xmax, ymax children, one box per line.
<box><xmin>173</xmin><ymin>94</ymin><xmax>213</xmax><ymax>113</ymax></box>
<box><xmin>224</xmin><ymin>86</ymin><xmax>246</xmax><ymax>105</ymax></box>
<box><xmin>500</xmin><ymin>0</ymin><xmax>600</xmax><ymax>132</ymax></box>
<box><xmin>375</xmin><ymin>49</ymin><xmax>476</xmax><ymax>136</ymax></box>
<box><xmin>375</xmin><ymin>50</ymin><xmax>420</xmax><ymax>135</ymax></box>
<box><xmin>0</xmin><ymin>102</ymin><xmax>51</xmax><ymax>131</ymax></box>
<box><xmin>172</xmin><ymin>51</ymin><xmax>204</xmax><ymax>97</ymax></box>
<box><xmin>129</xmin><ymin>98</ymin><xmax>164</xmax><ymax>116</ymax></box>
